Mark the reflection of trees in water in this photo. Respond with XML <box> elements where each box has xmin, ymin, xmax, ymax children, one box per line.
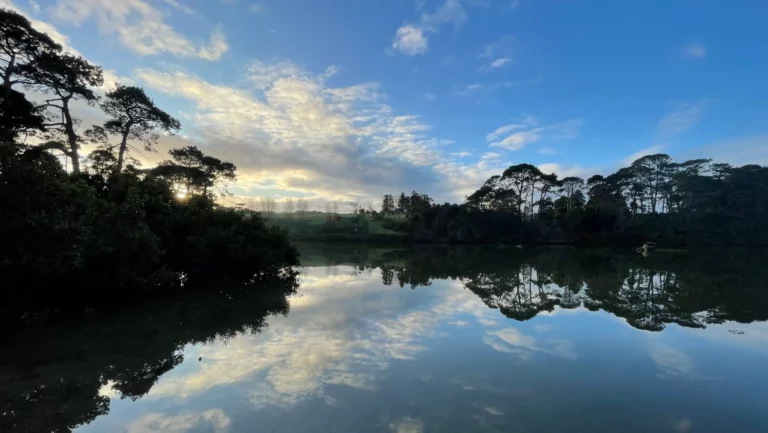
<box><xmin>0</xmin><ymin>274</ymin><xmax>298</xmax><ymax>433</ymax></box>
<box><xmin>361</xmin><ymin>246</ymin><xmax>768</xmax><ymax>332</ymax></box>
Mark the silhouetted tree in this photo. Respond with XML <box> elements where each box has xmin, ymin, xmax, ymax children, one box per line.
<box><xmin>99</xmin><ymin>84</ymin><xmax>180</xmax><ymax>174</ymax></box>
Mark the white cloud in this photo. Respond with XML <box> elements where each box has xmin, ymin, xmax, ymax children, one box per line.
<box><xmin>490</xmin><ymin>57</ymin><xmax>511</xmax><ymax>68</ymax></box>
<box><xmin>481</xmin><ymin>152</ymin><xmax>501</xmax><ymax>160</ymax></box>
<box><xmin>390</xmin><ymin>417</ymin><xmax>424</xmax><ymax>433</ymax></box>
<box><xmin>537</xmin><ymin>163</ymin><xmax>595</xmax><ymax>178</ymax></box>
<box><xmin>126</xmin><ymin>410</ymin><xmax>231</xmax><ymax>433</ymax></box>
<box><xmin>488</xmin><ymin>117</ymin><xmax>583</xmax><ymax>151</ymax></box>
<box><xmin>484</xmin><ymin>328</ymin><xmax>577</xmax><ymax>360</ymax></box>
<box><xmin>161</xmin><ymin>0</ymin><xmax>194</xmax><ymax>14</ymax></box>
<box><xmin>391</xmin><ymin>0</ymin><xmax>467</xmax><ymax>55</ymax></box>
<box><xmin>483</xmin><ymin>406</ymin><xmax>504</xmax><ymax>416</ymax></box>
<box><xmin>674</xmin><ymin>418</ymin><xmax>693</xmax><ymax>433</ymax></box>
<box><xmin>456</xmin><ymin>83</ymin><xmax>483</xmax><ymax>95</ymax></box>
<box><xmin>424</xmin><ymin>92</ymin><xmax>437</xmax><ymax>101</ymax></box>
<box><xmin>421</xmin><ymin>0</ymin><xmax>466</xmax><ymax>29</ymax></box>
<box><xmin>657</xmin><ymin>102</ymin><xmax>703</xmax><ymax>138</ymax></box>
<box><xmin>480</xmin><ymin>57</ymin><xmax>511</xmax><ymax>72</ymax></box>
<box><xmin>247</xmin><ymin>3</ymin><xmax>264</xmax><ymax>13</ymax></box>
<box><xmin>198</xmin><ymin>28</ymin><xmax>229</xmax><ymax>61</ymax></box>
<box><xmin>28</xmin><ymin>0</ymin><xmax>40</xmax><ymax>12</ymax></box>
<box><xmin>392</xmin><ymin>25</ymin><xmax>429</xmax><ymax>56</ymax></box>
<box><xmin>133</xmin><ymin>60</ymin><xmax>464</xmax><ymax>204</ymax></box>
<box><xmin>450</xmin><ymin>151</ymin><xmax>471</xmax><ymax>158</ymax></box>
<box><xmin>684</xmin><ymin>42</ymin><xmax>706</xmax><ymax>59</ymax></box>
<box><xmin>52</xmin><ymin>0</ymin><xmax>229</xmax><ymax>60</ymax></box>
<box><xmin>683</xmin><ymin>134</ymin><xmax>768</xmax><ymax>166</ymax></box>
<box><xmin>648</xmin><ymin>343</ymin><xmax>692</xmax><ymax>377</ymax></box>
<box><xmin>479</xmin><ymin>35</ymin><xmax>515</xmax><ymax>59</ymax></box>
<box><xmin>623</xmin><ymin>144</ymin><xmax>665</xmax><ymax>166</ymax></box>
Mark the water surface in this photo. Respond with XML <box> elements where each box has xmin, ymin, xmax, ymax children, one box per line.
<box><xmin>3</xmin><ymin>246</ymin><xmax>768</xmax><ymax>433</ymax></box>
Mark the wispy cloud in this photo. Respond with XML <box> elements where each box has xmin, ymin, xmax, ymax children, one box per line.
<box><xmin>455</xmin><ymin>78</ymin><xmax>533</xmax><ymax>96</ymax></box>
<box><xmin>52</xmin><ymin>0</ymin><xmax>229</xmax><ymax>60</ymax></box>
<box><xmin>133</xmin><ymin>59</ymin><xmax>470</xmax><ymax>204</ymax></box>
<box><xmin>390</xmin><ymin>417</ymin><xmax>424</xmax><ymax>433</ymax></box>
<box><xmin>161</xmin><ymin>0</ymin><xmax>195</xmax><ymax>14</ymax></box>
<box><xmin>392</xmin><ymin>0</ymin><xmax>466</xmax><ymax>56</ymax></box>
<box><xmin>479</xmin><ymin>57</ymin><xmax>511</xmax><ymax>72</ymax></box>
<box><xmin>623</xmin><ymin>144</ymin><xmax>665</xmax><ymax>166</ymax></box>
<box><xmin>450</xmin><ymin>151</ymin><xmax>472</xmax><ymax>158</ymax></box>
<box><xmin>247</xmin><ymin>3</ymin><xmax>264</xmax><ymax>13</ymax></box>
<box><xmin>479</xmin><ymin>35</ymin><xmax>515</xmax><ymax>59</ymax></box>
<box><xmin>684</xmin><ymin>42</ymin><xmax>707</xmax><ymax>59</ymax></box>
<box><xmin>684</xmin><ymin>134</ymin><xmax>768</xmax><ymax>166</ymax></box>
<box><xmin>127</xmin><ymin>410</ymin><xmax>231</xmax><ymax>433</ymax></box>
<box><xmin>484</xmin><ymin>328</ymin><xmax>577</xmax><ymax>360</ymax></box>
<box><xmin>456</xmin><ymin>83</ymin><xmax>483</xmax><ymax>95</ymax></box>
<box><xmin>657</xmin><ymin>101</ymin><xmax>703</xmax><ymax>138</ymax></box>
<box><xmin>487</xmin><ymin>116</ymin><xmax>583</xmax><ymax>151</ymax></box>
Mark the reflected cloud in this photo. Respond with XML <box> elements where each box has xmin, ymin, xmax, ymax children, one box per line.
<box><xmin>484</xmin><ymin>328</ymin><xmax>577</xmax><ymax>360</ymax></box>
<box><xmin>390</xmin><ymin>416</ymin><xmax>424</xmax><ymax>433</ymax></box>
<box><xmin>483</xmin><ymin>406</ymin><xmax>504</xmax><ymax>416</ymax></box>
<box><xmin>126</xmin><ymin>409</ymin><xmax>230</xmax><ymax>433</ymax></box>
<box><xmin>146</xmin><ymin>268</ymin><xmax>498</xmax><ymax>409</ymax></box>
<box><xmin>648</xmin><ymin>343</ymin><xmax>692</xmax><ymax>377</ymax></box>
<box><xmin>673</xmin><ymin>418</ymin><xmax>693</xmax><ymax>432</ymax></box>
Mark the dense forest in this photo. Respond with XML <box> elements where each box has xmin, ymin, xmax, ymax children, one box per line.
<box><xmin>0</xmin><ymin>9</ymin><xmax>298</xmax><ymax>316</ymax></box>
<box><xmin>375</xmin><ymin>156</ymin><xmax>768</xmax><ymax>245</ymax></box>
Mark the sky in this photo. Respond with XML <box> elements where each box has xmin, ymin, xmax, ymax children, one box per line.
<box><xmin>4</xmin><ymin>0</ymin><xmax>768</xmax><ymax>208</ymax></box>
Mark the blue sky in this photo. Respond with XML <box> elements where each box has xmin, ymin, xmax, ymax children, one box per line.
<box><xmin>5</xmin><ymin>0</ymin><xmax>768</xmax><ymax>207</ymax></box>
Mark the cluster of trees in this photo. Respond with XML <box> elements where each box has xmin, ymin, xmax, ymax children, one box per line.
<box><xmin>0</xmin><ymin>9</ymin><xmax>298</xmax><ymax>314</ymax></box>
<box><xmin>381</xmin><ymin>191</ymin><xmax>434</xmax><ymax>215</ymax></box>
<box><xmin>374</xmin><ymin>155</ymin><xmax>768</xmax><ymax>245</ymax></box>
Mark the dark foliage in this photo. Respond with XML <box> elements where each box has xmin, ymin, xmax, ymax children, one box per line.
<box><xmin>378</xmin><ymin>156</ymin><xmax>768</xmax><ymax>245</ymax></box>
<box><xmin>0</xmin><ymin>9</ymin><xmax>298</xmax><ymax>317</ymax></box>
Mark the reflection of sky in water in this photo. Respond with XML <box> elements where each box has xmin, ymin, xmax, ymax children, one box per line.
<box><xmin>78</xmin><ymin>266</ymin><xmax>768</xmax><ymax>433</ymax></box>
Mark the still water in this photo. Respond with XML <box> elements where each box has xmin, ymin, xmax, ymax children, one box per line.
<box><xmin>3</xmin><ymin>246</ymin><xmax>768</xmax><ymax>433</ymax></box>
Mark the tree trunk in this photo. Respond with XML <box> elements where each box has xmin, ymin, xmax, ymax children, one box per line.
<box><xmin>62</xmin><ymin>97</ymin><xmax>79</xmax><ymax>174</ymax></box>
<box><xmin>115</xmin><ymin>128</ymin><xmax>130</xmax><ymax>174</ymax></box>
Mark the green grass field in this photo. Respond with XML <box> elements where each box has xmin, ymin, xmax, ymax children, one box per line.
<box><xmin>265</xmin><ymin>212</ymin><xmax>407</xmax><ymax>242</ymax></box>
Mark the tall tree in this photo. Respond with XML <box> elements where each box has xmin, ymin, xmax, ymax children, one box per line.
<box><xmin>100</xmin><ymin>85</ymin><xmax>180</xmax><ymax>174</ymax></box>
<box><xmin>381</xmin><ymin>194</ymin><xmax>395</xmax><ymax>214</ymax></box>
<box><xmin>630</xmin><ymin>154</ymin><xmax>671</xmax><ymax>214</ymax></box>
<box><xmin>397</xmin><ymin>192</ymin><xmax>409</xmax><ymax>214</ymax></box>
<box><xmin>559</xmin><ymin>177</ymin><xmax>584</xmax><ymax>214</ymax></box>
<box><xmin>0</xmin><ymin>9</ymin><xmax>61</xmax><ymax>136</ymax></box>
<box><xmin>502</xmin><ymin>164</ymin><xmax>541</xmax><ymax>216</ymax></box>
<box><xmin>21</xmin><ymin>52</ymin><xmax>103</xmax><ymax>173</ymax></box>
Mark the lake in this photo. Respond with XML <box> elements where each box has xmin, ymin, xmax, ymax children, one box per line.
<box><xmin>3</xmin><ymin>245</ymin><xmax>768</xmax><ymax>433</ymax></box>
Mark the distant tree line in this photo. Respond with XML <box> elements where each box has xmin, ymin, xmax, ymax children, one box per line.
<box><xmin>380</xmin><ymin>191</ymin><xmax>435</xmax><ymax>215</ymax></box>
<box><xmin>0</xmin><ymin>9</ymin><xmax>298</xmax><ymax>315</ymax></box>
<box><xmin>373</xmin><ymin>154</ymin><xmax>768</xmax><ymax>245</ymax></box>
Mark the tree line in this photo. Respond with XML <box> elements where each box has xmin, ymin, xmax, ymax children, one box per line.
<box><xmin>376</xmin><ymin>154</ymin><xmax>768</xmax><ymax>245</ymax></box>
<box><xmin>0</xmin><ymin>9</ymin><xmax>298</xmax><ymax>315</ymax></box>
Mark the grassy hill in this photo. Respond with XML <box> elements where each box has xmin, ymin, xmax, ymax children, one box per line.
<box><xmin>265</xmin><ymin>212</ymin><xmax>409</xmax><ymax>243</ymax></box>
